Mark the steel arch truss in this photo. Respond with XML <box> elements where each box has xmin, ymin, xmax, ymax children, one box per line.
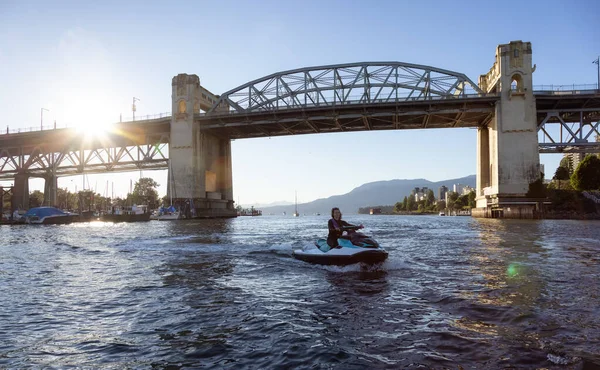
<box><xmin>0</xmin><ymin>139</ymin><xmax>169</xmax><ymax>180</ymax></box>
<box><xmin>208</xmin><ymin>62</ymin><xmax>483</xmax><ymax>114</ymax></box>
<box><xmin>538</xmin><ymin>109</ymin><xmax>600</xmax><ymax>153</ymax></box>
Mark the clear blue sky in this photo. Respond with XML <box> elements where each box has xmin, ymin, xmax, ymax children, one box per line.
<box><xmin>1</xmin><ymin>0</ymin><xmax>599</xmax><ymax>204</ymax></box>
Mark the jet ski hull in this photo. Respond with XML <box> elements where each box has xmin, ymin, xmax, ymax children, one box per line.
<box><xmin>292</xmin><ymin>238</ymin><xmax>388</xmax><ymax>266</ymax></box>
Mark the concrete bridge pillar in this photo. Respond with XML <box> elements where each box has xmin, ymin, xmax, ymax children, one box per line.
<box><xmin>43</xmin><ymin>174</ymin><xmax>58</xmax><ymax>206</ymax></box>
<box><xmin>170</xmin><ymin>74</ymin><xmax>235</xmax><ymax>218</ymax></box>
<box><xmin>12</xmin><ymin>173</ymin><xmax>29</xmax><ymax>210</ymax></box>
<box><xmin>473</xmin><ymin>41</ymin><xmax>542</xmax><ymax>218</ymax></box>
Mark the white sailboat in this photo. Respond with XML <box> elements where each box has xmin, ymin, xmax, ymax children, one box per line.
<box><xmin>293</xmin><ymin>191</ymin><xmax>300</xmax><ymax>217</ymax></box>
<box><xmin>158</xmin><ymin>161</ymin><xmax>182</xmax><ymax>221</ymax></box>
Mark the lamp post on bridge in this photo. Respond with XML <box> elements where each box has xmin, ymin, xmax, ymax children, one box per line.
<box><xmin>132</xmin><ymin>97</ymin><xmax>140</xmax><ymax>121</ymax></box>
<box><xmin>593</xmin><ymin>57</ymin><xmax>599</xmax><ymax>90</ymax></box>
<box><xmin>41</xmin><ymin>107</ymin><xmax>49</xmax><ymax>130</ymax></box>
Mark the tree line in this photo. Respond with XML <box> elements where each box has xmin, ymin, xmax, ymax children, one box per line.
<box><xmin>22</xmin><ymin>177</ymin><xmax>161</xmax><ymax>211</ymax></box>
<box><xmin>358</xmin><ymin>188</ymin><xmax>476</xmax><ymax>214</ymax></box>
<box><xmin>552</xmin><ymin>154</ymin><xmax>600</xmax><ymax>191</ymax></box>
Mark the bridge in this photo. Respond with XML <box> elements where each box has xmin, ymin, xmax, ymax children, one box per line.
<box><xmin>1</xmin><ymin>40</ymin><xmax>599</xmax><ymax>218</ymax></box>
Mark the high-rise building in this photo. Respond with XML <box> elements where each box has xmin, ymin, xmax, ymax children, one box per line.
<box><xmin>453</xmin><ymin>183</ymin><xmax>465</xmax><ymax>194</ymax></box>
<box><xmin>462</xmin><ymin>186</ymin><xmax>475</xmax><ymax>195</ymax></box>
<box><xmin>438</xmin><ymin>186</ymin><xmax>448</xmax><ymax>201</ymax></box>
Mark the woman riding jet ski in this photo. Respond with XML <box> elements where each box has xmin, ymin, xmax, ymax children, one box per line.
<box><xmin>292</xmin><ymin>207</ymin><xmax>388</xmax><ymax>266</ymax></box>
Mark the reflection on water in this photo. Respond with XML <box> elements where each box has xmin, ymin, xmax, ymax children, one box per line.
<box><xmin>0</xmin><ymin>216</ymin><xmax>599</xmax><ymax>368</ymax></box>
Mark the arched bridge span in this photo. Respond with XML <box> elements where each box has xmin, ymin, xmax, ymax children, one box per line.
<box><xmin>200</xmin><ymin>62</ymin><xmax>496</xmax><ymax>138</ymax></box>
<box><xmin>207</xmin><ymin>62</ymin><xmax>484</xmax><ymax>114</ymax></box>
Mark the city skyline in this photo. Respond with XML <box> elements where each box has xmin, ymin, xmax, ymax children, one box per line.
<box><xmin>1</xmin><ymin>0</ymin><xmax>599</xmax><ymax>204</ymax></box>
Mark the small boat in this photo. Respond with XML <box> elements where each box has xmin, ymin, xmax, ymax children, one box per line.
<box><xmin>293</xmin><ymin>236</ymin><xmax>388</xmax><ymax>266</ymax></box>
<box><xmin>439</xmin><ymin>212</ymin><xmax>445</xmax><ymax>216</ymax></box>
<box><xmin>155</xmin><ymin>161</ymin><xmax>184</xmax><ymax>221</ymax></box>
<box><xmin>157</xmin><ymin>205</ymin><xmax>182</xmax><ymax>221</ymax></box>
<box><xmin>101</xmin><ymin>205</ymin><xmax>151</xmax><ymax>223</ymax></box>
<box><xmin>24</xmin><ymin>207</ymin><xmax>76</xmax><ymax>225</ymax></box>
<box><xmin>238</xmin><ymin>207</ymin><xmax>262</xmax><ymax>216</ymax></box>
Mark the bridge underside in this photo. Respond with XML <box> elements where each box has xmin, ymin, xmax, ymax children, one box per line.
<box><xmin>197</xmin><ymin>97</ymin><xmax>498</xmax><ymax>139</ymax></box>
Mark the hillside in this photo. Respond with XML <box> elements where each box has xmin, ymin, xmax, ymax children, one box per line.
<box><xmin>261</xmin><ymin>175</ymin><xmax>476</xmax><ymax>215</ymax></box>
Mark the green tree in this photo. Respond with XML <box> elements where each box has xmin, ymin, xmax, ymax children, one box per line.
<box><xmin>406</xmin><ymin>195</ymin><xmax>416</xmax><ymax>211</ymax></box>
<box><xmin>436</xmin><ymin>200</ymin><xmax>446</xmax><ymax>212</ymax></box>
<box><xmin>417</xmin><ymin>203</ymin><xmax>424</xmax><ymax>213</ymax></box>
<box><xmin>467</xmin><ymin>191</ymin><xmax>476</xmax><ymax>208</ymax></box>
<box><xmin>394</xmin><ymin>201</ymin><xmax>404</xmax><ymax>213</ymax></box>
<box><xmin>446</xmin><ymin>192</ymin><xmax>459</xmax><ymax>210</ymax></box>
<box><xmin>402</xmin><ymin>196</ymin><xmax>408</xmax><ymax>211</ymax></box>
<box><xmin>425</xmin><ymin>189</ymin><xmax>435</xmax><ymax>207</ymax></box>
<box><xmin>29</xmin><ymin>190</ymin><xmax>44</xmax><ymax>208</ymax></box>
<box><xmin>131</xmin><ymin>178</ymin><xmax>160</xmax><ymax>206</ymax></box>
<box><xmin>553</xmin><ymin>166</ymin><xmax>570</xmax><ymax>181</ymax></box>
<box><xmin>571</xmin><ymin>155</ymin><xmax>600</xmax><ymax>191</ymax></box>
<box><xmin>560</xmin><ymin>156</ymin><xmax>573</xmax><ymax>176</ymax></box>
<box><xmin>454</xmin><ymin>194</ymin><xmax>467</xmax><ymax>210</ymax></box>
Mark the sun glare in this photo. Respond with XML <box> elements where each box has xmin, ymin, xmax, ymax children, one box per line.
<box><xmin>61</xmin><ymin>93</ymin><xmax>118</xmax><ymax>138</ymax></box>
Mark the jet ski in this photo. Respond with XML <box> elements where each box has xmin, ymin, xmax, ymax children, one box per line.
<box><xmin>292</xmin><ymin>233</ymin><xmax>388</xmax><ymax>266</ymax></box>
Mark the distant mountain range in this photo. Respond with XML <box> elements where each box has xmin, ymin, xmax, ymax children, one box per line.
<box><xmin>260</xmin><ymin>175</ymin><xmax>476</xmax><ymax>215</ymax></box>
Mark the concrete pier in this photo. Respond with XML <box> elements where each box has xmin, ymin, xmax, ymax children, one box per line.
<box><xmin>12</xmin><ymin>173</ymin><xmax>29</xmax><ymax>210</ymax></box>
<box><xmin>474</xmin><ymin>41</ymin><xmax>544</xmax><ymax>218</ymax></box>
<box><xmin>43</xmin><ymin>174</ymin><xmax>57</xmax><ymax>206</ymax></box>
<box><xmin>169</xmin><ymin>74</ymin><xmax>236</xmax><ymax>218</ymax></box>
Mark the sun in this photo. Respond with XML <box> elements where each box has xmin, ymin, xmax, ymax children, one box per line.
<box><xmin>61</xmin><ymin>94</ymin><xmax>118</xmax><ymax>138</ymax></box>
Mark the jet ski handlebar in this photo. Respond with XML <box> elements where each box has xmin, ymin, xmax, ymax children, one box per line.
<box><xmin>342</xmin><ymin>225</ymin><xmax>364</xmax><ymax>230</ymax></box>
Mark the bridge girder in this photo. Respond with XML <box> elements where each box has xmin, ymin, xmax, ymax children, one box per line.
<box><xmin>536</xmin><ymin>92</ymin><xmax>600</xmax><ymax>153</ymax></box>
<box><xmin>0</xmin><ymin>138</ymin><xmax>169</xmax><ymax>180</ymax></box>
<box><xmin>207</xmin><ymin>62</ymin><xmax>484</xmax><ymax>115</ymax></box>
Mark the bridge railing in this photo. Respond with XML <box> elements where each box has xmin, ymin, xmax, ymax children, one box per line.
<box><xmin>1</xmin><ymin>112</ymin><xmax>172</xmax><ymax>136</ymax></box>
<box><xmin>533</xmin><ymin>83</ymin><xmax>599</xmax><ymax>93</ymax></box>
<box><xmin>117</xmin><ymin>112</ymin><xmax>172</xmax><ymax>123</ymax></box>
<box><xmin>201</xmin><ymin>92</ymin><xmax>499</xmax><ymax>116</ymax></box>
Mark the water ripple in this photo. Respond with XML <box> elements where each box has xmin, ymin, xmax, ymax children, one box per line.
<box><xmin>1</xmin><ymin>216</ymin><xmax>599</xmax><ymax>368</ymax></box>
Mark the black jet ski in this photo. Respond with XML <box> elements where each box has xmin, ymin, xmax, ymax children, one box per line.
<box><xmin>292</xmin><ymin>232</ymin><xmax>388</xmax><ymax>266</ymax></box>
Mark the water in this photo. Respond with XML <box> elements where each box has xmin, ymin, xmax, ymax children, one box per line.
<box><xmin>1</xmin><ymin>215</ymin><xmax>599</xmax><ymax>369</ymax></box>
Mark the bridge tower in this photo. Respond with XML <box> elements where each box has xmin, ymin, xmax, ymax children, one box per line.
<box><xmin>170</xmin><ymin>74</ymin><xmax>235</xmax><ymax>218</ymax></box>
<box><xmin>474</xmin><ymin>41</ymin><xmax>542</xmax><ymax>218</ymax></box>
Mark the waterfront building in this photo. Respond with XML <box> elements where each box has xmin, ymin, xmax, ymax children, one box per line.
<box><xmin>438</xmin><ymin>186</ymin><xmax>448</xmax><ymax>202</ymax></box>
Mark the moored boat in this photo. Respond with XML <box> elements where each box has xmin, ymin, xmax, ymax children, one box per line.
<box><xmin>101</xmin><ymin>205</ymin><xmax>151</xmax><ymax>223</ymax></box>
<box><xmin>24</xmin><ymin>207</ymin><xmax>76</xmax><ymax>225</ymax></box>
<box><xmin>156</xmin><ymin>205</ymin><xmax>183</xmax><ymax>220</ymax></box>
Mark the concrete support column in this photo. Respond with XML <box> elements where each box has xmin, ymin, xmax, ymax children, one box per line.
<box><xmin>12</xmin><ymin>173</ymin><xmax>29</xmax><ymax>210</ymax></box>
<box><xmin>217</xmin><ymin>138</ymin><xmax>233</xmax><ymax>205</ymax></box>
<box><xmin>170</xmin><ymin>74</ymin><xmax>236</xmax><ymax>217</ymax></box>
<box><xmin>0</xmin><ymin>187</ymin><xmax>4</xmax><ymax>219</ymax></box>
<box><xmin>44</xmin><ymin>174</ymin><xmax>58</xmax><ymax>206</ymax></box>
<box><xmin>170</xmin><ymin>74</ymin><xmax>204</xmax><ymax>200</ymax></box>
<box><xmin>476</xmin><ymin>126</ymin><xmax>490</xmax><ymax>197</ymax></box>
<box><xmin>473</xmin><ymin>41</ymin><xmax>542</xmax><ymax>218</ymax></box>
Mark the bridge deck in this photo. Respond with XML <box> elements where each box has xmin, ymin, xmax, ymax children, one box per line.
<box><xmin>196</xmin><ymin>96</ymin><xmax>500</xmax><ymax>139</ymax></box>
<box><xmin>1</xmin><ymin>91</ymin><xmax>599</xmax><ymax>179</ymax></box>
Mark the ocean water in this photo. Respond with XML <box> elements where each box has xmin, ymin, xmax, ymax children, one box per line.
<box><xmin>1</xmin><ymin>215</ymin><xmax>599</xmax><ymax>369</ymax></box>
